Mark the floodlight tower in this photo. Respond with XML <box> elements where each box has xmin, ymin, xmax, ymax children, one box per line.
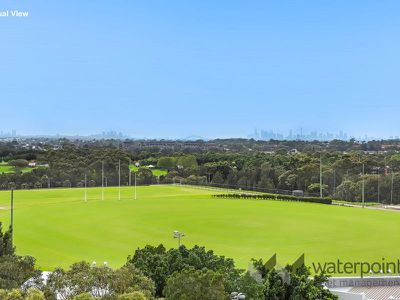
<box><xmin>10</xmin><ymin>189</ymin><xmax>14</xmax><ymax>247</ymax></box>
<box><xmin>118</xmin><ymin>159</ymin><xmax>121</xmax><ymax>200</ymax></box>
<box><xmin>129</xmin><ymin>158</ymin><xmax>132</xmax><ymax>186</ymax></box>
<box><xmin>391</xmin><ymin>170</ymin><xmax>394</xmax><ymax>205</ymax></box>
<box><xmin>377</xmin><ymin>167</ymin><xmax>380</xmax><ymax>204</ymax></box>
<box><xmin>84</xmin><ymin>174</ymin><xmax>87</xmax><ymax>202</ymax></box>
<box><xmin>173</xmin><ymin>230</ymin><xmax>185</xmax><ymax>247</ymax></box>
<box><xmin>319</xmin><ymin>153</ymin><xmax>323</xmax><ymax>199</ymax></box>
<box><xmin>362</xmin><ymin>163</ymin><xmax>365</xmax><ymax>208</ymax></box>
<box><xmin>101</xmin><ymin>161</ymin><xmax>104</xmax><ymax>201</ymax></box>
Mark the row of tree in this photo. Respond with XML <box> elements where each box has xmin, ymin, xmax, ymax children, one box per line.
<box><xmin>2</xmin><ymin>142</ymin><xmax>400</xmax><ymax>203</ymax></box>
<box><xmin>0</xmin><ymin>242</ymin><xmax>337</xmax><ymax>300</ymax></box>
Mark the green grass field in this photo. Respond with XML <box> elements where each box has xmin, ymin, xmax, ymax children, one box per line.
<box><xmin>129</xmin><ymin>165</ymin><xmax>168</xmax><ymax>177</ymax></box>
<box><xmin>0</xmin><ymin>161</ymin><xmax>34</xmax><ymax>174</ymax></box>
<box><xmin>0</xmin><ymin>185</ymin><xmax>399</xmax><ymax>272</ymax></box>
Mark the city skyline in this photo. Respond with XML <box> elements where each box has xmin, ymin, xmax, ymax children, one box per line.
<box><xmin>1</xmin><ymin>127</ymin><xmax>400</xmax><ymax>142</ymax></box>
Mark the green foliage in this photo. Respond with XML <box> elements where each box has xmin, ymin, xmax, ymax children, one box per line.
<box><xmin>213</xmin><ymin>193</ymin><xmax>332</xmax><ymax>205</ymax></box>
<box><xmin>307</xmin><ymin>183</ymin><xmax>329</xmax><ymax>196</ymax></box>
<box><xmin>164</xmin><ymin>268</ymin><xmax>226</xmax><ymax>300</ymax></box>
<box><xmin>72</xmin><ymin>293</ymin><xmax>95</xmax><ymax>300</ymax></box>
<box><xmin>0</xmin><ymin>222</ymin><xmax>15</xmax><ymax>257</ymax></box>
<box><xmin>45</xmin><ymin>261</ymin><xmax>155</xmax><ymax>300</ymax></box>
<box><xmin>0</xmin><ymin>289</ymin><xmax>24</xmax><ymax>300</ymax></box>
<box><xmin>251</xmin><ymin>261</ymin><xmax>338</xmax><ymax>300</ymax></box>
<box><xmin>157</xmin><ymin>157</ymin><xmax>176</xmax><ymax>170</ymax></box>
<box><xmin>25</xmin><ymin>288</ymin><xmax>45</xmax><ymax>300</ymax></box>
<box><xmin>136</xmin><ymin>168</ymin><xmax>154</xmax><ymax>184</ymax></box>
<box><xmin>176</xmin><ymin>156</ymin><xmax>198</xmax><ymax>169</ymax></box>
<box><xmin>8</xmin><ymin>159</ymin><xmax>29</xmax><ymax>169</ymax></box>
<box><xmin>128</xmin><ymin>244</ymin><xmax>240</xmax><ymax>297</ymax></box>
<box><xmin>117</xmin><ymin>291</ymin><xmax>147</xmax><ymax>300</ymax></box>
<box><xmin>0</xmin><ymin>256</ymin><xmax>37</xmax><ymax>290</ymax></box>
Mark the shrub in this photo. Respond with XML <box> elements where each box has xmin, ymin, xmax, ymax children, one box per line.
<box><xmin>213</xmin><ymin>193</ymin><xmax>332</xmax><ymax>205</ymax></box>
<box><xmin>117</xmin><ymin>291</ymin><xmax>147</xmax><ymax>300</ymax></box>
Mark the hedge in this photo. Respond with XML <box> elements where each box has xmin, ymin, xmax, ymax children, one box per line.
<box><xmin>212</xmin><ymin>193</ymin><xmax>332</xmax><ymax>205</ymax></box>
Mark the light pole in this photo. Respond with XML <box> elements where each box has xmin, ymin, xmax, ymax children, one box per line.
<box><xmin>102</xmin><ymin>161</ymin><xmax>104</xmax><ymax>201</ymax></box>
<box><xmin>118</xmin><ymin>159</ymin><xmax>121</xmax><ymax>200</ymax></box>
<box><xmin>319</xmin><ymin>153</ymin><xmax>323</xmax><ymax>199</ymax></box>
<box><xmin>173</xmin><ymin>230</ymin><xmax>185</xmax><ymax>247</ymax></box>
<box><xmin>377</xmin><ymin>167</ymin><xmax>380</xmax><ymax>204</ymax></box>
<box><xmin>10</xmin><ymin>189</ymin><xmax>14</xmax><ymax>247</ymax></box>
<box><xmin>84</xmin><ymin>174</ymin><xmax>87</xmax><ymax>202</ymax></box>
<box><xmin>391</xmin><ymin>171</ymin><xmax>394</xmax><ymax>205</ymax></box>
<box><xmin>362</xmin><ymin>163</ymin><xmax>365</xmax><ymax>208</ymax></box>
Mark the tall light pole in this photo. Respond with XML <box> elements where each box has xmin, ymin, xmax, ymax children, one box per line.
<box><xmin>391</xmin><ymin>170</ymin><xmax>394</xmax><ymax>205</ymax></box>
<box><xmin>319</xmin><ymin>153</ymin><xmax>323</xmax><ymax>199</ymax></box>
<box><xmin>377</xmin><ymin>168</ymin><xmax>380</xmax><ymax>204</ymax></box>
<box><xmin>173</xmin><ymin>230</ymin><xmax>185</xmax><ymax>247</ymax></box>
<box><xmin>84</xmin><ymin>174</ymin><xmax>87</xmax><ymax>202</ymax></box>
<box><xmin>129</xmin><ymin>158</ymin><xmax>132</xmax><ymax>186</ymax></box>
<box><xmin>362</xmin><ymin>163</ymin><xmax>365</xmax><ymax>208</ymax></box>
<box><xmin>118</xmin><ymin>159</ymin><xmax>121</xmax><ymax>200</ymax></box>
<box><xmin>101</xmin><ymin>161</ymin><xmax>104</xmax><ymax>201</ymax></box>
<box><xmin>10</xmin><ymin>189</ymin><xmax>14</xmax><ymax>247</ymax></box>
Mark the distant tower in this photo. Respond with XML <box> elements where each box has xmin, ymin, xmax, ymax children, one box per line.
<box><xmin>254</xmin><ymin>128</ymin><xmax>259</xmax><ymax>139</ymax></box>
<box><xmin>11</xmin><ymin>129</ymin><xmax>16</xmax><ymax>137</ymax></box>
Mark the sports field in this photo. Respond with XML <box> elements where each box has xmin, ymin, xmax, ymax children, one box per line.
<box><xmin>0</xmin><ymin>161</ymin><xmax>35</xmax><ymax>174</ymax></box>
<box><xmin>0</xmin><ymin>185</ymin><xmax>399</xmax><ymax>271</ymax></box>
<box><xmin>129</xmin><ymin>165</ymin><xmax>168</xmax><ymax>177</ymax></box>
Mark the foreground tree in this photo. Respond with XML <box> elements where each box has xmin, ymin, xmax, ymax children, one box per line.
<box><xmin>45</xmin><ymin>261</ymin><xmax>155</xmax><ymax>300</ymax></box>
<box><xmin>128</xmin><ymin>244</ymin><xmax>263</xmax><ymax>298</ymax></box>
<box><xmin>164</xmin><ymin>268</ymin><xmax>226</xmax><ymax>300</ymax></box>
<box><xmin>0</xmin><ymin>256</ymin><xmax>38</xmax><ymax>290</ymax></box>
<box><xmin>252</xmin><ymin>259</ymin><xmax>338</xmax><ymax>300</ymax></box>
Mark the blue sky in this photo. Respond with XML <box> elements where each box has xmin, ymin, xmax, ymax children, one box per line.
<box><xmin>1</xmin><ymin>1</ymin><xmax>400</xmax><ymax>139</ymax></box>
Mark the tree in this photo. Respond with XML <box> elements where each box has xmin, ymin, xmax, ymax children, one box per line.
<box><xmin>177</xmin><ymin>156</ymin><xmax>198</xmax><ymax>169</ymax></box>
<box><xmin>307</xmin><ymin>183</ymin><xmax>329</xmax><ymax>197</ymax></box>
<box><xmin>111</xmin><ymin>264</ymin><xmax>155</xmax><ymax>299</ymax></box>
<box><xmin>45</xmin><ymin>261</ymin><xmax>155</xmax><ymax>300</ymax></box>
<box><xmin>117</xmin><ymin>291</ymin><xmax>147</xmax><ymax>300</ymax></box>
<box><xmin>26</xmin><ymin>288</ymin><xmax>45</xmax><ymax>300</ymax></box>
<box><xmin>127</xmin><ymin>245</ymin><xmax>169</xmax><ymax>296</ymax></box>
<box><xmin>72</xmin><ymin>293</ymin><xmax>95</xmax><ymax>300</ymax></box>
<box><xmin>137</xmin><ymin>168</ymin><xmax>154</xmax><ymax>185</ymax></box>
<box><xmin>0</xmin><ymin>289</ymin><xmax>24</xmax><ymax>300</ymax></box>
<box><xmin>164</xmin><ymin>268</ymin><xmax>226</xmax><ymax>300</ymax></box>
<box><xmin>211</xmin><ymin>172</ymin><xmax>224</xmax><ymax>184</ymax></box>
<box><xmin>157</xmin><ymin>157</ymin><xmax>176</xmax><ymax>170</ymax></box>
<box><xmin>251</xmin><ymin>259</ymin><xmax>338</xmax><ymax>300</ymax></box>
<box><xmin>128</xmin><ymin>244</ymin><xmax>241</xmax><ymax>297</ymax></box>
<box><xmin>0</xmin><ymin>256</ymin><xmax>37</xmax><ymax>289</ymax></box>
<box><xmin>236</xmin><ymin>272</ymin><xmax>264</xmax><ymax>300</ymax></box>
<box><xmin>9</xmin><ymin>160</ymin><xmax>28</xmax><ymax>168</ymax></box>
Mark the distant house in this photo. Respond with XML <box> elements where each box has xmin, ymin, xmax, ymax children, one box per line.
<box><xmin>28</xmin><ymin>161</ymin><xmax>37</xmax><ymax>168</ymax></box>
<box><xmin>147</xmin><ymin>164</ymin><xmax>155</xmax><ymax>168</ymax></box>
